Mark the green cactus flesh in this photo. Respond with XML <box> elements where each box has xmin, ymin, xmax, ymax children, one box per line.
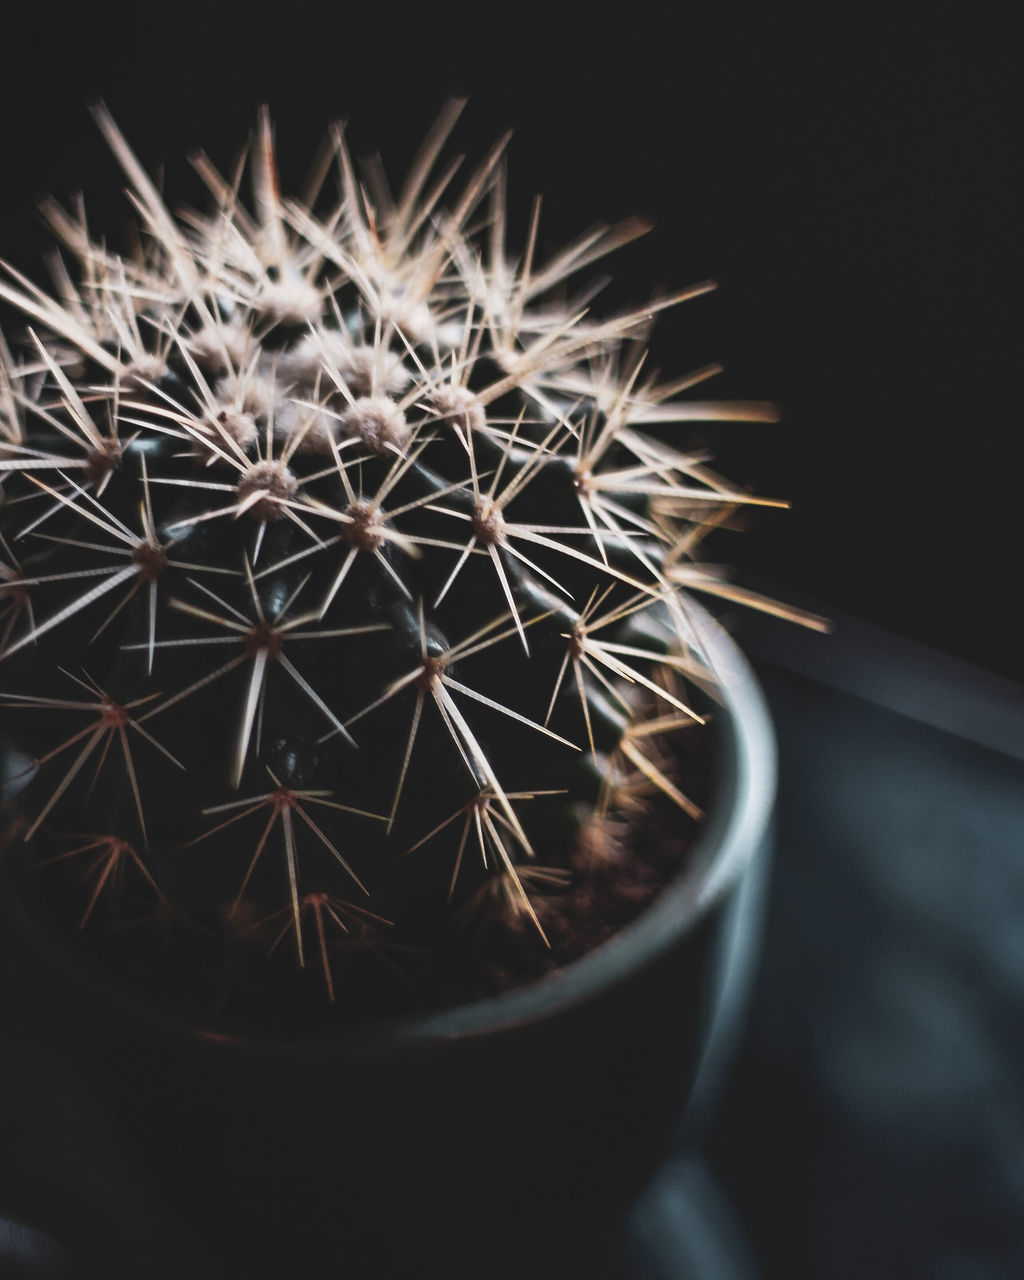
<box><xmin>0</xmin><ymin>104</ymin><xmax>795</xmax><ymax>1017</ymax></box>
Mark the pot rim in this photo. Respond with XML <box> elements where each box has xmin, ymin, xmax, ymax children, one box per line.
<box><xmin>3</xmin><ymin>600</ymin><xmax>776</xmax><ymax>1056</ymax></box>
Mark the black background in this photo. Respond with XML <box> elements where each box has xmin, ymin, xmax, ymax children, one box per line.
<box><xmin>1</xmin><ymin>5</ymin><xmax>1019</xmax><ymax>680</ymax></box>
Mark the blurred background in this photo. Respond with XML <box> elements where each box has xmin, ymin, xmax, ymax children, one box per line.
<box><xmin>1</xmin><ymin>6</ymin><xmax>1021</xmax><ymax>1279</ymax></box>
<box><xmin>1</xmin><ymin>4</ymin><xmax>1018</xmax><ymax>680</ymax></box>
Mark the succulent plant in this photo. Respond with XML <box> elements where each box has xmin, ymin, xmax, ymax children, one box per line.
<box><xmin>0</xmin><ymin>102</ymin><xmax>818</xmax><ymax>1017</ymax></box>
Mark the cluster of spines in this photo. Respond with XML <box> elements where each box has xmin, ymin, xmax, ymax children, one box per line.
<box><xmin>0</xmin><ymin>102</ymin><xmax>824</xmax><ymax>1006</ymax></box>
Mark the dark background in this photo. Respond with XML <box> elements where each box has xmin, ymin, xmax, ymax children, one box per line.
<box><xmin>1</xmin><ymin>10</ymin><xmax>1021</xmax><ymax>1278</ymax></box>
<box><xmin>2</xmin><ymin>6</ymin><xmax>1019</xmax><ymax>681</ymax></box>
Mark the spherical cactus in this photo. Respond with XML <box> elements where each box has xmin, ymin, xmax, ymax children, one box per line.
<box><xmin>0</xmin><ymin>102</ymin><xmax>816</xmax><ymax>1018</ymax></box>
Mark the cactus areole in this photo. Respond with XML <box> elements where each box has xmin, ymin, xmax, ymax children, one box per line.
<box><xmin>0</xmin><ymin>104</ymin><xmax>809</xmax><ymax>1030</ymax></box>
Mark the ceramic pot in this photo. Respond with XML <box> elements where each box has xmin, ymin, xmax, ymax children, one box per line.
<box><xmin>0</xmin><ymin>604</ymin><xmax>775</xmax><ymax>1280</ymax></box>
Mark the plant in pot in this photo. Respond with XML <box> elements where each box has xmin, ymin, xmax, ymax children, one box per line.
<box><xmin>0</xmin><ymin>102</ymin><xmax>822</xmax><ymax>1278</ymax></box>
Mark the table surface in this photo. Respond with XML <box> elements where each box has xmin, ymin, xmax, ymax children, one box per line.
<box><xmin>685</xmin><ymin>601</ymin><xmax>1024</xmax><ymax>1280</ymax></box>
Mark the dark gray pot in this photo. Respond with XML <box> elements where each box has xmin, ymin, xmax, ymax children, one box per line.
<box><xmin>0</xmin><ymin>605</ymin><xmax>775</xmax><ymax>1280</ymax></box>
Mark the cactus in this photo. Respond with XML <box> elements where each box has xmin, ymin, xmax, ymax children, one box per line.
<box><xmin>0</xmin><ymin>103</ymin><xmax>817</xmax><ymax>1018</ymax></box>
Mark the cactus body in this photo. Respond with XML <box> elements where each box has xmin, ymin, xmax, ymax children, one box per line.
<box><xmin>0</xmin><ymin>104</ymin><xmax>801</xmax><ymax>1016</ymax></box>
